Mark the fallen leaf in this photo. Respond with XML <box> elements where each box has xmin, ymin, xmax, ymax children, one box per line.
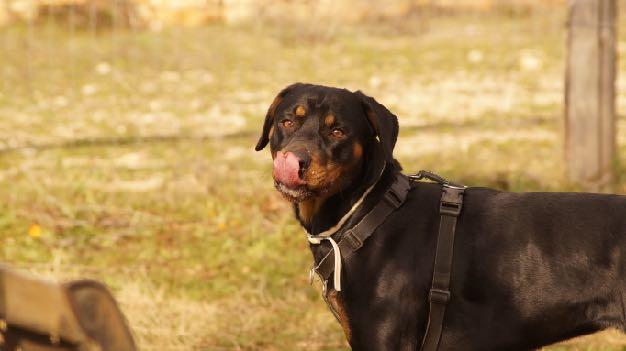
<box><xmin>28</xmin><ymin>224</ymin><xmax>41</xmax><ymax>238</ymax></box>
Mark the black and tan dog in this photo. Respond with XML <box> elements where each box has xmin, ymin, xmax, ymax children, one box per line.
<box><xmin>255</xmin><ymin>83</ymin><xmax>626</xmax><ymax>350</ymax></box>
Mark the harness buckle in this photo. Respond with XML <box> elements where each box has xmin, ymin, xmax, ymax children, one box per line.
<box><xmin>440</xmin><ymin>186</ymin><xmax>464</xmax><ymax>216</ymax></box>
<box><xmin>440</xmin><ymin>201</ymin><xmax>462</xmax><ymax>216</ymax></box>
<box><xmin>429</xmin><ymin>289</ymin><xmax>451</xmax><ymax>304</ymax></box>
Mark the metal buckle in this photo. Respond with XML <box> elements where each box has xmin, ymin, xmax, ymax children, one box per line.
<box><xmin>429</xmin><ymin>289</ymin><xmax>451</xmax><ymax>304</ymax></box>
<box><xmin>443</xmin><ymin>182</ymin><xmax>467</xmax><ymax>190</ymax></box>
<box><xmin>310</xmin><ymin>269</ymin><xmax>329</xmax><ymax>298</ymax></box>
<box><xmin>408</xmin><ymin>170</ymin><xmax>466</xmax><ymax>189</ymax></box>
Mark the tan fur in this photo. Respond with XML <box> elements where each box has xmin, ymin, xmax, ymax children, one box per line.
<box><xmin>298</xmin><ymin>145</ymin><xmax>363</xmax><ymax>223</ymax></box>
<box><xmin>324</xmin><ymin>114</ymin><xmax>335</xmax><ymax>126</ymax></box>
<box><xmin>268</xmin><ymin>126</ymin><xmax>274</xmax><ymax>139</ymax></box>
<box><xmin>298</xmin><ymin>153</ymin><xmax>344</xmax><ymax>223</ymax></box>
<box><xmin>328</xmin><ymin>290</ymin><xmax>352</xmax><ymax>344</ymax></box>
<box><xmin>353</xmin><ymin>142</ymin><xmax>363</xmax><ymax>159</ymax></box>
<box><xmin>304</xmin><ymin>146</ymin><xmax>362</xmax><ymax>198</ymax></box>
<box><xmin>305</xmin><ymin>154</ymin><xmax>344</xmax><ymax>190</ymax></box>
<box><xmin>295</xmin><ymin>105</ymin><xmax>307</xmax><ymax>117</ymax></box>
<box><xmin>298</xmin><ymin>197</ymin><xmax>324</xmax><ymax>225</ymax></box>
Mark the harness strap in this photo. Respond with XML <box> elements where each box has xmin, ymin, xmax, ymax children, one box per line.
<box><xmin>312</xmin><ymin>173</ymin><xmax>411</xmax><ymax>287</ymax></box>
<box><xmin>419</xmin><ymin>184</ymin><xmax>465</xmax><ymax>351</ymax></box>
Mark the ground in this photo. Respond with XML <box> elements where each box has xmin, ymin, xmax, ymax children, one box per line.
<box><xmin>1</xmin><ymin>7</ymin><xmax>626</xmax><ymax>351</ymax></box>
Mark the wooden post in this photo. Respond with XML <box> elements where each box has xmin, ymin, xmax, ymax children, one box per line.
<box><xmin>565</xmin><ymin>0</ymin><xmax>617</xmax><ymax>191</ymax></box>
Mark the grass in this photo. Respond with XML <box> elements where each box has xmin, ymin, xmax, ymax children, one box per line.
<box><xmin>1</xmin><ymin>6</ymin><xmax>626</xmax><ymax>350</ymax></box>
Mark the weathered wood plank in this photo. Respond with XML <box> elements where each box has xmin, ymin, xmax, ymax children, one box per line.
<box><xmin>565</xmin><ymin>0</ymin><xmax>617</xmax><ymax>191</ymax></box>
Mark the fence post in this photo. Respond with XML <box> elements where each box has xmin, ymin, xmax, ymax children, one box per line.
<box><xmin>565</xmin><ymin>0</ymin><xmax>618</xmax><ymax>191</ymax></box>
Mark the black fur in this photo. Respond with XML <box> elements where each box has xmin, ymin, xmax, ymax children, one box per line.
<box><xmin>258</xmin><ymin>83</ymin><xmax>626</xmax><ymax>350</ymax></box>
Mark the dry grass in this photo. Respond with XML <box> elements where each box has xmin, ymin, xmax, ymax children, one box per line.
<box><xmin>1</xmin><ymin>6</ymin><xmax>626</xmax><ymax>350</ymax></box>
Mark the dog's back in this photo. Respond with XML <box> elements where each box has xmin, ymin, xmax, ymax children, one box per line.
<box><xmin>443</xmin><ymin>187</ymin><xmax>626</xmax><ymax>350</ymax></box>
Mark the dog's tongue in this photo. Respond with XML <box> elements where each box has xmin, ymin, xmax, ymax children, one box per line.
<box><xmin>273</xmin><ymin>151</ymin><xmax>304</xmax><ymax>189</ymax></box>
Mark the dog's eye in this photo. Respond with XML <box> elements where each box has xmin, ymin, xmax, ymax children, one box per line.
<box><xmin>281</xmin><ymin>119</ymin><xmax>294</xmax><ymax>128</ymax></box>
<box><xmin>331</xmin><ymin>128</ymin><xmax>345</xmax><ymax>139</ymax></box>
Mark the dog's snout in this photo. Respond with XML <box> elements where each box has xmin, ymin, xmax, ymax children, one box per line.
<box><xmin>273</xmin><ymin>151</ymin><xmax>308</xmax><ymax>189</ymax></box>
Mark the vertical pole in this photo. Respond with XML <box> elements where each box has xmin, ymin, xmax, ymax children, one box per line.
<box><xmin>565</xmin><ymin>0</ymin><xmax>617</xmax><ymax>191</ymax></box>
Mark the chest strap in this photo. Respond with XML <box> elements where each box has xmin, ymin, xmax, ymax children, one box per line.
<box><xmin>311</xmin><ymin>173</ymin><xmax>411</xmax><ymax>287</ymax></box>
<box><xmin>416</xmin><ymin>173</ymin><xmax>465</xmax><ymax>351</ymax></box>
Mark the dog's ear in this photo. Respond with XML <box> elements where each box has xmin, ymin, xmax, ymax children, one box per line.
<box><xmin>355</xmin><ymin>91</ymin><xmax>399</xmax><ymax>162</ymax></box>
<box><xmin>255</xmin><ymin>83</ymin><xmax>303</xmax><ymax>151</ymax></box>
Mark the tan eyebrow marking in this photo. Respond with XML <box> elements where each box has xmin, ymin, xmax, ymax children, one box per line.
<box><xmin>324</xmin><ymin>114</ymin><xmax>335</xmax><ymax>126</ymax></box>
<box><xmin>295</xmin><ymin>105</ymin><xmax>307</xmax><ymax>117</ymax></box>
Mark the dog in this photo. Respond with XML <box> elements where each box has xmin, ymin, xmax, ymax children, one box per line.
<box><xmin>255</xmin><ymin>83</ymin><xmax>626</xmax><ymax>350</ymax></box>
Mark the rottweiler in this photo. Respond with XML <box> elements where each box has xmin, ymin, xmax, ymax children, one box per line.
<box><xmin>255</xmin><ymin>83</ymin><xmax>626</xmax><ymax>350</ymax></box>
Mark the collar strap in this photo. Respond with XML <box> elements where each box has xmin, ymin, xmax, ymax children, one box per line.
<box><xmin>312</xmin><ymin>164</ymin><xmax>386</xmax><ymax>240</ymax></box>
<box><xmin>309</xmin><ymin>173</ymin><xmax>411</xmax><ymax>291</ymax></box>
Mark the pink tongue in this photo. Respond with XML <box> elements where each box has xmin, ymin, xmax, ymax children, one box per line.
<box><xmin>273</xmin><ymin>151</ymin><xmax>304</xmax><ymax>189</ymax></box>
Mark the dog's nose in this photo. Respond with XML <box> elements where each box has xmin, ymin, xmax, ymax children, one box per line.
<box><xmin>273</xmin><ymin>151</ymin><xmax>307</xmax><ymax>189</ymax></box>
<box><xmin>297</xmin><ymin>155</ymin><xmax>311</xmax><ymax>178</ymax></box>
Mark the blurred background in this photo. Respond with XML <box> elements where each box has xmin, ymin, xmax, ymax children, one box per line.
<box><xmin>1</xmin><ymin>0</ymin><xmax>626</xmax><ymax>349</ymax></box>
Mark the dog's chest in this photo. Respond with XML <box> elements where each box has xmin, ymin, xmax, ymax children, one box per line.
<box><xmin>325</xmin><ymin>289</ymin><xmax>352</xmax><ymax>344</ymax></box>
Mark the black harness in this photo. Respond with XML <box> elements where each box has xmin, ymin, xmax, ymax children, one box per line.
<box><xmin>413</xmin><ymin>171</ymin><xmax>466</xmax><ymax>351</ymax></box>
<box><xmin>311</xmin><ymin>170</ymin><xmax>465</xmax><ymax>351</ymax></box>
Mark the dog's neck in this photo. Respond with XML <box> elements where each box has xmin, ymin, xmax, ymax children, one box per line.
<box><xmin>295</xmin><ymin>156</ymin><xmax>398</xmax><ymax>237</ymax></box>
<box><xmin>295</xmin><ymin>183</ymin><xmax>368</xmax><ymax>236</ymax></box>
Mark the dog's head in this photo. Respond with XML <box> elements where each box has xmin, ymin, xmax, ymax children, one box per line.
<box><xmin>255</xmin><ymin>83</ymin><xmax>399</xmax><ymax>203</ymax></box>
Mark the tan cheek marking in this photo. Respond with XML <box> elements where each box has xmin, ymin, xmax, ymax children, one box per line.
<box><xmin>304</xmin><ymin>153</ymin><xmax>323</xmax><ymax>186</ymax></box>
<box><xmin>353</xmin><ymin>142</ymin><xmax>363</xmax><ymax>160</ymax></box>
<box><xmin>268</xmin><ymin>126</ymin><xmax>274</xmax><ymax>139</ymax></box>
<box><xmin>295</xmin><ymin>105</ymin><xmax>307</xmax><ymax>117</ymax></box>
<box><xmin>306</xmin><ymin>160</ymin><xmax>343</xmax><ymax>188</ymax></box>
<box><xmin>328</xmin><ymin>290</ymin><xmax>352</xmax><ymax>344</ymax></box>
<box><xmin>304</xmin><ymin>151</ymin><xmax>358</xmax><ymax>196</ymax></box>
<box><xmin>324</xmin><ymin>114</ymin><xmax>335</xmax><ymax>127</ymax></box>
